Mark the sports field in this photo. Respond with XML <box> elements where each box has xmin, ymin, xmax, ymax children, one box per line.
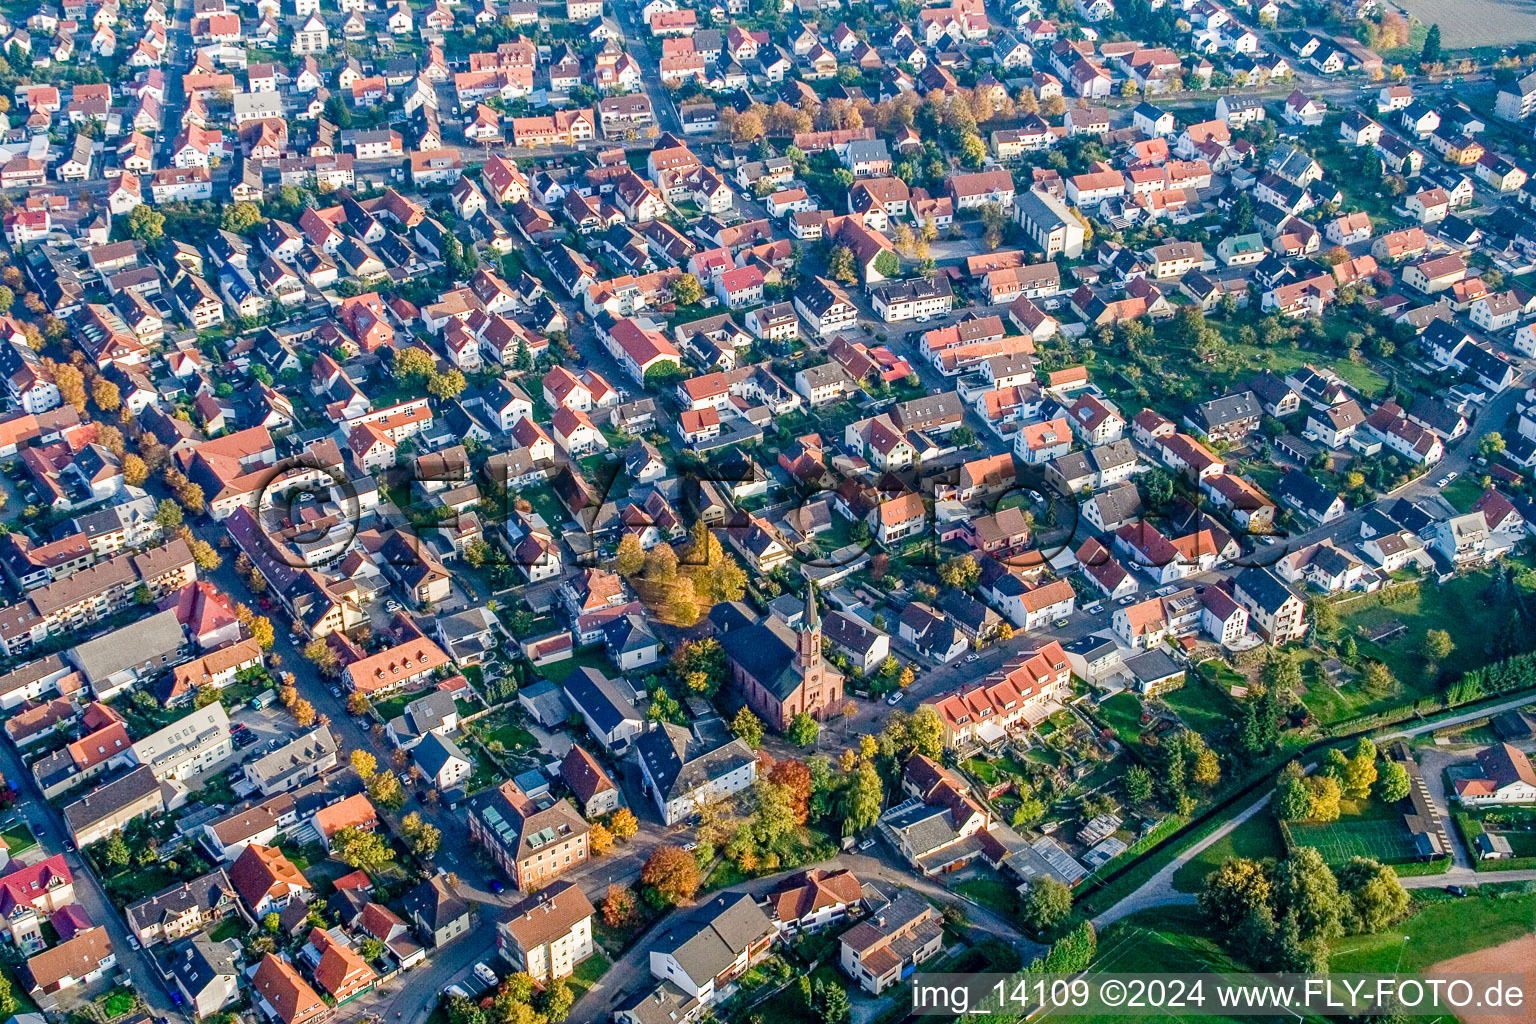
<box><xmin>1033</xmin><ymin>908</ymin><xmax>1262</xmax><ymax>1024</ymax></box>
<box><xmin>1289</xmin><ymin>818</ymin><xmax>1421</xmax><ymax>865</ymax></box>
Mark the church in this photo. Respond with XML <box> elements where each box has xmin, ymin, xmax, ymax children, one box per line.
<box><xmin>713</xmin><ymin>588</ymin><xmax>844</xmax><ymax>732</ymax></box>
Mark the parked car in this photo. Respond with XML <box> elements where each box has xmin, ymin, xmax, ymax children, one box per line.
<box><xmin>473</xmin><ymin>963</ymin><xmax>499</xmax><ymax>988</ymax></box>
<box><xmin>886</xmin><ymin>691</ymin><xmax>905</xmax><ymax>706</ymax></box>
<box><xmin>487</xmin><ymin>878</ymin><xmax>505</xmax><ymax>895</ymax></box>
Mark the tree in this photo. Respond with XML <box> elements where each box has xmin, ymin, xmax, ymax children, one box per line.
<box><xmin>264</xmin><ymin>912</ymin><xmax>281</xmax><ymax>933</ymax></box>
<box><xmin>332</xmin><ymin>826</ymin><xmax>396</xmax><ymax>873</ymax></box>
<box><xmin>826</xmin><ymin>245</ymin><xmax>857</xmax><ymax>285</ymax></box>
<box><xmin>127</xmin><ymin>204</ymin><xmax>165</xmax><ymax>244</ymax></box>
<box><xmin>222</xmin><ymin>201</ymin><xmax>265</xmax><ymax>234</ymax></box>
<box><xmin>0</xmin><ymin>964</ymin><xmax>16</xmax><ymax>1015</ymax></box>
<box><xmin>1342</xmin><ymin>737</ymin><xmax>1378</xmax><ymax>800</ymax></box>
<box><xmin>359</xmin><ymin>937</ymin><xmax>385</xmax><ymax>963</ymax></box>
<box><xmin>641</xmin><ymin>846</ymin><xmax>701</xmax><ymax>906</ymax></box>
<box><xmin>1478</xmin><ymin>433</ymin><xmax>1506</xmax><ymax>459</ymax></box>
<box><xmin>349</xmin><ymin>749</ymin><xmax>378</xmax><ymax>781</ymax></box>
<box><xmin>843</xmin><ymin>760</ymin><xmax>883</xmax><ymax>835</ymax></box>
<box><xmin>122</xmin><ymin>453</ymin><xmax>148</xmax><ymax>486</ymax></box>
<box><xmin>541</xmin><ymin>980</ymin><xmax>575</xmax><ymax>1024</ymax></box>
<box><xmin>786</xmin><ymin>711</ymin><xmax>819</xmax><ymax>747</ymax></box>
<box><xmin>1275</xmin><ymin>776</ymin><xmax>1313</xmax><ymax>821</ymax></box>
<box><xmin>1303</xmin><ymin>774</ymin><xmax>1342</xmax><ymax>821</ymax></box>
<box><xmin>769</xmin><ymin>758</ymin><xmax>812</xmax><ymax>825</ymax></box>
<box><xmin>347</xmin><ymin>691</ymin><xmax>370</xmax><ymax>715</ymax></box>
<box><xmin>1272</xmin><ymin>847</ymin><xmax>1345</xmax><ymax>943</ymax></box>
<box><xmin>54</xmin><ymin>363</ymin><xmax>86</xmax><ymax>413</ymax></box>
<box><xmin>644</xmin><ymin>542</ymin><xmax>678</xmax><ymax>581</ymax></box>
<box><xmin>958</xmin><ymin>131</ymin><xmax>986</xmax><ymax>169</ymax></box>
<box><xmin>815</xmin><ymin>981</ymin><xmax>850</xmax><ymax>1024</ymax></box>
<box><xmin>400</xmin><ymin>813</ymin><xmax>442</xmax><ymax>857</ymax></box>
<box><xmin>1422</xmin><ymin>629</ymin><xmax>1454</xmax><ymax>662</ymax></box>
<box><xmin>1360</xmin><ymin>660</ymin><xmax>1398</xmax><ymax>698</ymax></box>
<box><xmin>603</xmin><ymin>884</ymin><xmax>637</xmax><ymax>927</ymax></box>
<box><xmin>250</xmin><ymin>616</ymin><xmax>275</xmax><ymax>650</ymax></box>
<box><xmin>92</xmin><ymin>376</ymin><xmax>121</xmax><ymax>412</ymax></box>
<box><xmin>938</xmin><ymin>555</ymin><xmax>981</xmax><ymax>589</ymax></box>
<box><xmin>611</xmin><ymin>807</ymin><xmax>639</xmax><ymax>840</ymax></box>
<box><xmin>731</xmin><ymin>706</ymin><xmax>764</xmax><ymax>748</ymax></box>
<box><xmin>1337</xmin><ymin>856</ymin><xmax>1408</xmax><ymax>934</ymax></box>
<box><xmin>1023</xmin><ymin>876</ymin><xmax>1073</xmax><ymax>934</ymax></box>
<box><xmin>615</xmin><ymin>534</ymin><xmax>645</xmax><ymax>577</ymax></box>
<box><xmin>1420</xmin><ymin>23</ymin><xmax>1441</xmax><ymax>65</ymax></box>
<box><xmin>293</xmin><ymin>699</ymin><xmax>316</xmax><ymax>728</ymax></box>
<box><xmin>305</xmin><ymin>638</ymin><xmax>339</xmax><ymax>674</ymax></box>
<box><xmin>589</xmin><ymin>822</ymin><xmax>614</xmax><ymax>855</ymax></box>
<box><xmin>428</xmin><ymin>369</ymin><xmax>467</xmax><ymax>400</ymax></box>
<box><xmin>1199</xmin><ymin>857</ymin><xmax>1272</xmax><ymax>929</ymax></box>
<box><xmin>367</xmin><ymin>770</ymin><xmax>406</xmax><ymax>810</ymax></box>
<box><xmin>1376</xmin><ymin>758</ymin><xmax>1411</xmax><ymax>803</ymax></box>
<box><xmin>155</xmin><ymin>498</ymin><xmax>183</xmax><ymax>530</ymax></box>
<box><xmin>672</xmin><ymin>273</ymin><xmax>705</xmax><ymax>307</ymax></box>
<box><xmin>393</xmin><ymin>346</ymin><xmax>436</xmax><ymax>384</ymax></box>
<box><xmin>191</xmin><ymin>540</ymin><xmax>221</xmax><ymax>571</ymax></box>
<box><xmin>1124</xmin><ymin>765</ymin><xmax>1153</xmax><ymax>803</ymax></box>
<box><xmin>103</xmin><ymin>831</ymin><xmax>131</xmax><ymax>867</ymax></box>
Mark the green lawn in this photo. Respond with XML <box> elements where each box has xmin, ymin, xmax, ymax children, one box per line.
<box><xmin>1440</xmin><ymin>476</ymin><xmax>1484</xmax><ymax>513</ymax></box>
<box><xmin>97</xmin><ymin>987</ymin><xmax>141</xmax><ymax>1018</ymax></box>
<box><xmin>1096</xmin><ymin>692</ymin><xmax>1147</xmax><ymax>749</ymax></box>
<box><xmin>535</xmin><ymin>646</ymin><xmax>612</xmax><ymax>683</ymax></box>
<box><xmin>370</xmin><ymin>691</ymin><xmax>420</xmax><ymax>723</ymax></box>
<box><xmin>1171</xmin><ymin>809</ymin><xmax>1286</xmax><ymax>893</ymax></box>
<box><xmin>955</xmin><ymin>878</ymin><xmax>1024</xmax><ymax>923</ymax></box>
<box><xmin>1161</xmin><ymin>672</ymin><xmax>1240</xmax><ymax>740</ymax></box>
<box><xmin>209</xmin><ymin>916</ymin><xmax>248</xmax><ymax>942</ymax></box>
<box><xmin>1330</xmin><ymin>892</ymin><xmax>1536</xmax><ymax>973</ymax></box>
<box><xmin>1328</xmin><ymin>568</ymin><xmax>1536</xmax><ymax>721</ymax></box>
<box><xmin>1089</xmin><ymin>905</ymin><xmax>1252</xmax><ymax>975</ymax></box>
<box><xmin>0</xmin><ymin>820</ymin><xmax>37</xmax><ymax>858</ymax></box>
<box><xmin>566</xmin><ymin>951</ymin><xmax>611</xmax><ymax>1002</ymax></box>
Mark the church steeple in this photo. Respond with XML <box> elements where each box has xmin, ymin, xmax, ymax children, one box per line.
<box><xmin>797</xmin><ymin>583</ymin><xmax>822</xmax><ymax>675</ymax></box>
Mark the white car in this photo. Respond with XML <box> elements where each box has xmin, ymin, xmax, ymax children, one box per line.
<box><xmin>858</xmin><ymin>837</ymin><xmax>877</xmax><ymax>851</ymax></box>
<box><xmin>473</xmin><ymin>963</ymin><xmax>499</xmax><ymax>988</ymax></box>
<box><xmin>1436</xmin><ymin>472</ymin><xmax>1458</xmax><ymax>487</ymax></box>
<box><xmin>446</xmin><ymin>986</ymin><xmax>471</xmax><ymax>1001</ymax></box>
<box><xmin>886</xmin><ymin>691</ymin><xmax>905</xmax><ymax>706</ymax></box>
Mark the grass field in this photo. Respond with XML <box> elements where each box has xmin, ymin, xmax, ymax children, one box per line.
<box><xmin>1096</xmin><ymin>692</ymin><xmax>1147</xmax><ymax>748</ymax></box>
<box><xmin>1290</xmin><ymin>818</ymin><xmax>1421</xmax><ymax>865</ymax></box>
<box><xmin>1330</xmin><ymin>892</ymin><xmax>1536</xmax><ymax>973</ymax></box>
<box><xmin>1171</xmin><ymin>810</ymin><xmax>1286</xmax><ymax>893</ymax></box>
<box><xmin>1329</xmin><ymin>568</ymin><xmax>1536</xmax><ymax>718</ymax></box>
<box><xmin>1392</xmin><ymin>0</ymin><xmax>1536</xmax><ymax>47</ymax></box>
<box><xmin>1162</xmin><ymin>672</ymin><xmax>1241</xmax><ymax>740</ymax></box>
<box><xmin>1033</xmin><ymin>907</ymin><xmax>1257</xmax><ymax>1024</ymax></box>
